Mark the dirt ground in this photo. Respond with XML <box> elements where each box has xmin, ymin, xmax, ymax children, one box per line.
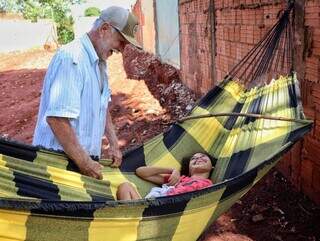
<box><xmin>0</xmin><ymin>47</ymin><xmax>319</xmax><ymax>241</ymax></box>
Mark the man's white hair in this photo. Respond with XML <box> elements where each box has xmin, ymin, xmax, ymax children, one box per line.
<box><xmin>91</xmin><ymin>6</ymin><xmax>129</xmax><ymax>32</ymax></box>
<box><xmin>91</xmin><ymin>17</ymin><xmax>116</xmax><ymax>33</ymax></box>
<box><xmin>92</xmin><ymin>18</ymin><xmax>104</xmax><ymax>30</ymax></box>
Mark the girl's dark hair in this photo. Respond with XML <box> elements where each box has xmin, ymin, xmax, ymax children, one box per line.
<box><xmin>180</xmin><ymin>153</ymin><xmax>215</xmax><ymax>177</ymax></box>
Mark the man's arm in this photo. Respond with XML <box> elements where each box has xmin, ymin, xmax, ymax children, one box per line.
<box><xmin>47</xmin><ymin>116</ymin><xmax>103</xmax><ymax>179</ymax></box>
<box><xmin>105</xmin><ymin>108</ymin><xmax>122</xmax><ymax>167</ymax></box>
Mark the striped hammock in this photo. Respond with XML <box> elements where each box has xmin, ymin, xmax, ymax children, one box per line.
<box><xmin>0</xmin><ymin>3</ymin><xmax>313</xmax><ymax>241</ymax></box>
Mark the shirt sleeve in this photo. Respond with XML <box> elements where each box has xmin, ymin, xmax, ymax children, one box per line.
<box><xmin>45</xmin><ymin>52</ymin><xmax>83</xmax><ymax>119</ymax></box>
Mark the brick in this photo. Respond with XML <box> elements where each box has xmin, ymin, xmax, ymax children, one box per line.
<box><xmin>225</xmin><ymin>41</ymin><xmax>231</xmax><ymax>56</ymax></box>
<box><xmin>229</xmin><ymin>26</ymin><xmax>235</xmax><ymax>41</ymax></box>
<box><xmin>290</xmin><ymin>141</ymin><xmax>302</xmax><ymax>191</ymax></box>
<box><xmin>302</xmin><ymin>138</ymin><xmax>320</xmax><ymax>166</ymax></box>
<box><xmin>246</xmin><ymin>25</ymin><xmax>254</xmax><ymax>44</ymax></box>
<box><xmin>215</xmin><ymin>0</ymin><xmax>223</xmax><ymax>9</ymax></box>
<box><xmin>313</xmin><ymin>165</ymin><xmax>320</xmax><ymax>192</ymax></box>
<box><xmin>234</xmin><ymin>26</ymin><xmax>240</xmax><ymax>42</ymax></box>
<box><xmin>312</xmin><ymin>83</ymin><xmax>320</xmax><ymax>102</ymax></box>
<box><xmin>301</xmin><ymin>159</ymin><xmax>314</xmax><ymax>189</ymax></box>
<box><xmin>306</xmin><ymin>1</ymin><xmax>320</xmax><ymax>7</ymax></box>
<box><xmin>223</xmin><ymin>27</ymin><xmax>229</xmax><ymax>40</ymax></box>
<box><xmin>301</xmin><ymin>81</ymin><xmax>315</xmax><ymax>107</ymax></box>
<box><xmin>302</xmin><ymin>185</ymin><xmax>320</xmax><ymax>205</ymax></box>
<box><xmin>230</xmin><ymin>44</ymin><xmax>237</xmax><ymax>57</ymax></box>
<box><xmin>314</xmin><ymin>111</ymin><xmax>320</xmax><ymax>141</ymax></box>
<box><xmin>240</xmin><ymin>26</ymin><xmax>247</xmax><ymax>43</ymax></box>
<box><xmin>303</xmin><ymin>106</ymin><xmax>315</xmax><ymax>122</ymax></box>
<box><xmin>278</xmin><ymin>152</ymin><xmax>291</xmax><ymax>179</ymax></box>
<box><xmin>305</xmin><ymin>17</ymin><xmax>320</xmax><ymax>27</ymax></box>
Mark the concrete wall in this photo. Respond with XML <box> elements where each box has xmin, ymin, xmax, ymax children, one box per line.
<box><xmin>132</xmin><ymin>0</ymin><xmax>156</xmax><ymax>54</ymax></box>
<box><xmin>155</xmin><ymin>0</ymin><xmax>180</xmax><ymax>68</ymax></box>
<box><xmin>141</xmin><ymin>0</ymin><xmax>156</xmax><ymax>54</ymax></box>
<box><xmin>0</xmin><ymin>19</ymin><xmax>56</xmax><ymax>53</ymax></box>
<box><xmin>132</xmin><ymin>0</ymin><xmax>144</xmax><ymax>48</ymax></box>
<box><xmin>178</xmin><ymin>0</ymin><xmax>320</xmax><ymax>204</ymax></box>
<box><xmin>73</xmin><ymin>16</ymin><xmax>96</xmax><ymax>38</ymax></box>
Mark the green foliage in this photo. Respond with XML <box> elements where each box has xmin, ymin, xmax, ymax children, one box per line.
<box><xmin>84</xmin><ymin>7</ymin><xmax>100</xmax><ymax>17</ymax></box>
<box><xmin>0</xmin><ymin>0</ymin><xmax>23</xmax><ymax>13</ymax></box>
<box><xmin>23</xmin><ymin>1</ymin><xmax>40</xmax><ymax>22</ymax></box>
<box><xmin>57</xmin><ymin>15</ymin><xmax>75</xmax><ymax>44</ymax></box>
<box><xmin>1</xmin><ymin>0</ymin><xmax>83</xmax><ymax>44</ymax></box>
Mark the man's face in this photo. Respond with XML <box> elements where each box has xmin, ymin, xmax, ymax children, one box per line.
<box><xmin>98</xmin><ymin>23</ymin><xmax>129</xmax><ymax>60</ymax></box>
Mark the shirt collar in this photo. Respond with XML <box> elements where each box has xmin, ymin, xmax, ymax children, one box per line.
<box><xmin>81</xmin><ymin>33</ymin><xmax>99</xmax><ymax>65</ymax></box>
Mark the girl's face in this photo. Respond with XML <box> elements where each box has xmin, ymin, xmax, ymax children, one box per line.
<box><xmin>189</xmin><ymin>153</ymin><xmax>212</xmax><ymax>176</ymax></box>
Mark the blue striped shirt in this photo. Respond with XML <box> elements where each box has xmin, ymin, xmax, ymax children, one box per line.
<box><xmin>33</xmin><ymin>34</ymin><xmax>111</xmax><ymax>157</ymax></box>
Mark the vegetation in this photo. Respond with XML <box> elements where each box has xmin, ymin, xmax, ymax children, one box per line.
<box><xmin>0</xmin><ymin>0</ymin><xmax>82</xmax><ymax>44</ymax></box>
<box><xmin>84</xmin><ymin>7</ymin><xmax>100</xmax><ymax>17</ymax></box>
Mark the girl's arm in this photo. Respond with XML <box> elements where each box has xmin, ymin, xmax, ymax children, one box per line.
<box><xmin>136</xmin><ymin>166</ymin><xmax>180</xmax><ymax>185</ymax></box>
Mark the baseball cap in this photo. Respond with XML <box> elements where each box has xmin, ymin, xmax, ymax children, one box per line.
<box><xmin>99</xmin><ymin>6</ymin><xmax>142</xmax><ymax>49</ymax></box>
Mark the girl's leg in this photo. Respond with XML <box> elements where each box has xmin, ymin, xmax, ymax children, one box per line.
<box><xmin>117</xmin><ymin>182</ymin><xmax>142</xmax><ymax>200</ymax></box>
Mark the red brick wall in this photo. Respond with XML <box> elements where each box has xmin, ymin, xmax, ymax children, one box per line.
<box><xmin>179</xmin><ymin>0</ymin><xmax>214</xmax><ymax>95</ymax></box>
<box><xmin>214</xmin><ymin>0</ymin><xmax>286</xmax><ymax>81</ymax></box>
<box><xmin>179</xmin><ymin>0</ymin><xmax>320</xmax><ymax>204</ymax></box>
<box><xmin>279</xmin><ymin>0</ymin><xmax>320</xmax><ymax>205</ymax></box>
<box><xmin>298</xmin><ymin>0</ymin><xmax>320</xmax><ymax>204</ymax></box>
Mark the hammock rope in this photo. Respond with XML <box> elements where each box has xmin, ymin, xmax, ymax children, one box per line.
<box><xmin>226</xmin><ymin>2</ymin><xmax>294</xmax><ymax>87</ymax></box>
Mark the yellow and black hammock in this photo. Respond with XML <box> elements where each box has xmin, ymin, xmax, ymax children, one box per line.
<box><xmin>0</xmin><ymin>4</ymin><xmax>313</xmax><ymax>241</ymax></box>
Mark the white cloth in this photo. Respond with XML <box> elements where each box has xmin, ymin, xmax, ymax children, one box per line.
<box><xmin>145</xmin><ymin>184</ymin><xmax>175</xmax><ymax>198</ymax></box>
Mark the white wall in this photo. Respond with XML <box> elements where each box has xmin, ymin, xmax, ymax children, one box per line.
<box><xmin>73</xmin><ymin>16</ymin><xmax>96</xmax><ymax>38</ymax></box>
<box><xmin>0</xmin><ymin>19</ymin><xmax>56</xmax><ymax>53</ymax></box>
<box><xmin>141</xmin><ymin>0</ymin><xmax>156</xmax><ymax>54</ymax></box>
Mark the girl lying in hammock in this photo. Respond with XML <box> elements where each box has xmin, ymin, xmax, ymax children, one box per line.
<box><xmin>117</xmin><ymin>153</ymin><xmax>214</xmax><ymax>200</ymax></box>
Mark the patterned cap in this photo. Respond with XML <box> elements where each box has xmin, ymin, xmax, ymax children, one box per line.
<box><xmin>99</xmin><ymin>6</ymin><xmax>141</xmax><ymax>49</ymax></box>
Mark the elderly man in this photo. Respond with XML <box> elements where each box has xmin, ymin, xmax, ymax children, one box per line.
<box><xmin>33</xmin><ymin>6</ymin><xmax>141</xmax><ymax>179</ymax></box>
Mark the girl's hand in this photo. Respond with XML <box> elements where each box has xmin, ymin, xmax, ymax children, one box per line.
<box><xmin>168</xmin><ymin>169</ymin><xmax>180</xmax><ymax>186</ymax></box>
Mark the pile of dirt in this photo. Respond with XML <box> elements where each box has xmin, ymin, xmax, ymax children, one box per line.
<box><xmin>122</xmin><ymin>45</ymin><xmax>196</xmax><ymax>120</ymax></box>
<box><xmin>123</xmin><ymin>45</ymin><xmax>180</xmax><ymax>84</ymax></box>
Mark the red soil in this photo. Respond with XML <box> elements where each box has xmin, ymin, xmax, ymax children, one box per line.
<box><xmin>0</xmin><ymin>47</ymin><xmax>318</xmax><ymax>241</ymax></box>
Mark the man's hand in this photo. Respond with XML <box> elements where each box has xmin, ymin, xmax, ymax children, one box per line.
<box><xmin>105</xmin><ymin>108</ymin><xmax>122</xmax><ymax>168</ymax></box>
<box><xmin>47</xmin><ymin>117</ymin><xmax>104</xmax><ymax>180</ymax></box>
<box><xmin>108</xmin><ymin>145</ymin><xmax>122</xmax><ymax>168</ymax></box>
<box><xmin>78</xmin><ymin>156</ymin><xmax>104</xmax><ymax>179</ymax></box>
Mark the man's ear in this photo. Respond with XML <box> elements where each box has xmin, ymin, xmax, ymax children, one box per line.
<box><xmin>99</xmin><ymin>22</ymin><xmax>111</xmax><ymax>35</ymax></box>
